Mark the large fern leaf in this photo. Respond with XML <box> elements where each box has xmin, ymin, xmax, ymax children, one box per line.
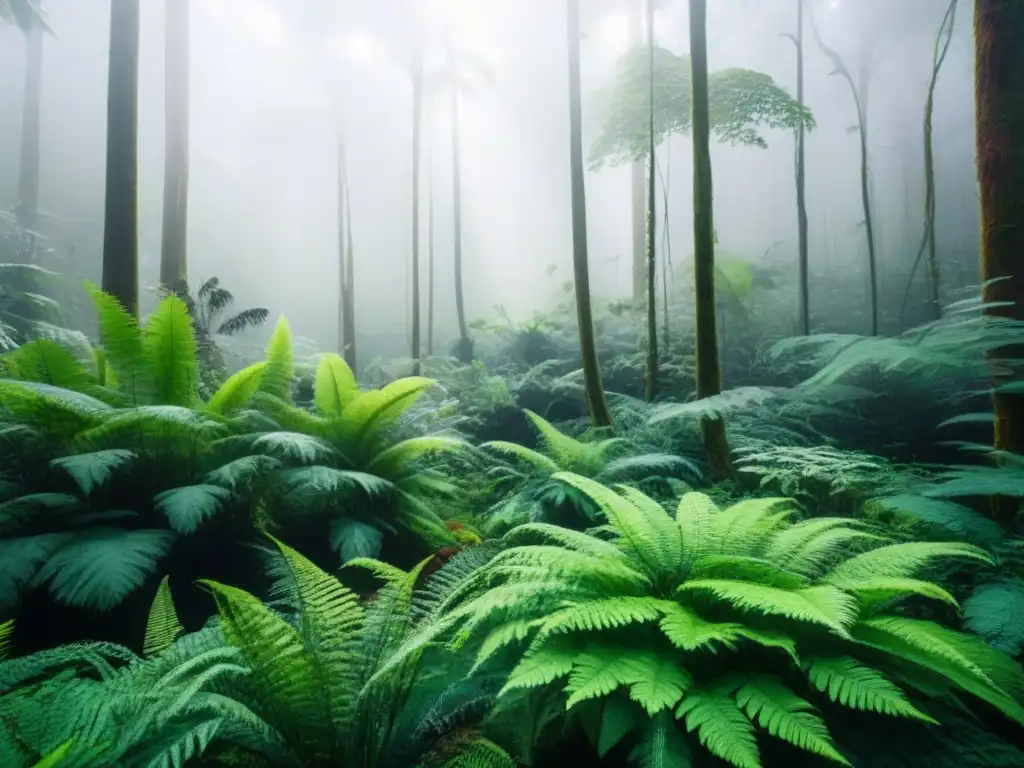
<box><xmin>143</xmin><ymin>294</ymin><xmax>199</xmax><ymax>407</ymax></box>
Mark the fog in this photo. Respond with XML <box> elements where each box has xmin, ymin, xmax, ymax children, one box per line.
<box><xmin>0</xmin><ymin>0</ymin><xmax>979</xmax><ymax>360</ymax></box>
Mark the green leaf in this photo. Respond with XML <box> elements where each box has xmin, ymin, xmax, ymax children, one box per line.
<box><xmin>314</xmin><ymin>353</ymin><xmax>359</xmax><ymax>418</ymax></box>
<box><xmin>676</xmin><ymin>688</ymin><xmax>760</xmax><ymax>768</ymax></box>
<box><xmin>258</xmin><ymin>315</ymin><xmax>294</xmax><ymax>401</ymax></box>
<box><xmin>328</xmin><ymin>517</ymin><xmax>384</xmax><ymax>564</ymax></box>
<box><xmin>143</xmin><ymin>293</ymin><xmax>199</xmax><ymax>406</ymax></box>
<box><xmin>87</xmin><ymin>282</ymin><xmax>150</xmax><ymax>404</ymax></box>
<box><xmin>963</xmin><ymin>580</ymin><xmax>1024</xmax><ymax>656</ymax></box>
<box><xmin>31</xmin><ymin>528</ymin><xmax>175</xmax><ymax>611</ymax></box>
<box><xmin>144</xmin><ymin>575</ymin><xmax>183</xmax><ymax>657</ymax></box>
<box><xmin>50</xmin><ymin>449</ymin><xmax>136</xmax><ymax>496</ymax></box>
<box><xmin>154</xmin><ymin>485</ymin><xmax>231</xmax><ymax>534</ymax></box>
<box><xmin>206</xmin><ymin>360</ymin><xmax>267</xmax><ymax>414</ymax></box>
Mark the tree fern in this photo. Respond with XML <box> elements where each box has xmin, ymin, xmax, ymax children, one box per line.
<box><xmin>144</xmin><ymin>577</ymin><xmax>183</xmax><ymax>657</ymax></box>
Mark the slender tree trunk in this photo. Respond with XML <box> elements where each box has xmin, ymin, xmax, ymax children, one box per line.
<box><xmin>159</xmin><ymin>0</ymin><xmax>189</xmax><ymax>289</ymax></box>
<box><xmin>899</xmin><ymin>0</ymin><xmax>958</xmax><ymax>327</ymax></box>
<box><xmin>975</xmin><ymin>0</ymin><xmax>1024</xmax><ymax>524</ymax></box>
<box><xmin>452</xmin><ymin>84</ymin><xmax>473</xmax><ymax>363</ymax></box>
<box><xmin>16</xmin><ymin>14</ymin><xmax>43</xmax><ymax>254</ymax></box>
<box><xmin>628</xmin><ymin>0</ymin><xmax>646</xmax><ymax>302</ymax></box>
<box><xmin>643</xmin><ymin>0</ymin><xmax>658</xmax><ymax>401</ymax></box>
<box><xmin>411</xmin><ymin>53</ymin><xmax>423</xmax><ymax>375</ymax></box>
<box><xmin>102</xmin><ymin>0</ymin><xmax>140</xmax><ymax>316</ymax></box>
<box><xmin>427</xmin><ymin>119</ymin><xmax>435</xmax><ymax>357</ymax></box>
<box><xmin>567</xmin><ymin>0</ymin><xmax>613</xmax><ymax>428</ymax></box>
<box><xmin>343</xmin><ymin>174</ymin><xmax>357</xmax><ymax>372</ymax></box>
<box><xmin>337</xmin><ymin>132</ymin><xmax>347</xmax><ymax>357</ymax></box>
<box><xmin>810</xmin><ymin>11</ymin><xmax>878</xmax><ymax>336</ymax></box>
<box><xmin>795</xmin><ymin>0</ymin><xmax>810</xmax><ymax>335</ymax></box>
<box><xmin>689</xmin><ymin>0</ymin><xmax>731</xmax><ymax>475</ymax></box>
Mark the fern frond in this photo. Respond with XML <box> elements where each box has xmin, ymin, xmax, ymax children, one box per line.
<box><xmin>144</xmin><ymin>576</ymin><xmax>184</xmax><ymax>657</ymax></box>
<box><xmin>206</xmin><ymin>361</ymin><xmax>267</xmax><ymax>415</ymax></box>
<box><xmin>314</xmin><ymin>353</ymin><xmax>359</xmax><ymax>418</ymax></box>
<box><xmin>675</xmin><ymin>688</ymin><xmax>760</xmax><ymax>768</ymax></box>
<box><xmin>50</xmin><ymin>449</ymin><xmax>136</xmax><ymax>497</ymax></box>
<box><xmin>827</xmin><ymin>541</ymin><xmax>992</xmax><ymax>583</ymax></box>
<box><xmin>257</xmin><ymin>316</ymin><xmax>294</xmax><ymax>402</ymax></box>
<box><xmin>963</xmin><ymin>580</ymin><xmax>1024</xmax><ymax>656</ymax></box>
<box><xmin>143</xmin><ymin>293</ymin><xmax>199</xmax><ymax>407</ymax></box>
<box><xmin>803</xmin><ymin>656</ymin><xmax>936</xmax><ymax>722</ymax></box>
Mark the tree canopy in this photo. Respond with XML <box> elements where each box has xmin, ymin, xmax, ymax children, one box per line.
<box><xmin>0</xmin><ymin>0</ymin><xmax>50</xmax><ymax>33</ymax></box>
<box><xmin>589</xmin><ymin>45</ymin><xmax>814</xmax><ymax>169</ymax></box>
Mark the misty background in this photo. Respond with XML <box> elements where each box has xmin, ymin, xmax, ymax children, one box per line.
<box><xmin>0</xmin><ymin>0</ymin><xmax>980</xmax><ymax>360</ymax></box>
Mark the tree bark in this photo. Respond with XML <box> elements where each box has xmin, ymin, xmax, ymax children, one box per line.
<box><xmin>643</xmin><ymin>0</ymin><xmax>658</xmax><ymax>402</ymax></box>
<box><xmin>689</xmin><ymin>0</ymin><xmax>731</xmax><ymax>476</ymax></box>
<box><xmin>159</xmin><ymin>0</ymin><xmax>189</xmax><ymax>289</ymax></box>
<box><xmin>343</xmin><ymin>169</ymin><xmax>357</xmax><ymax>372</ymax></box>
<box><xmin>427</xmin><ymin>119</ymin><xmax>435</xmax><ymax>357</ymax></box>
<box><xmin>795</xmin><ymin>0</ymin><xmax>810</xmax><ymax>335</ymax></box>
<box><xmin>567</xmin><ymin>0</ymin><xmax>613</xmax><ymax>428</ymax></box>
<box><xmin>628</xmin><ymin>0</ymin><xmax>646</xmax><ymax>301</ymax></box>
<box><xmin>452</xmin><ymin>82</ymin><xmax>473</xmax><ymax>363</ymax></box>
<box><xmin>411</xmin><ymin>52</ymin><xmax>423</xmax><ymax>375</ymax></box>
<box><xmin>16</xmin><ymin>15</ymin><xmax>43</xmax><ymax>250</ymax></box>
<box><xmin>102</xmin><ymin>0</ymin><xmax>141</xmax><ymax>316</ymax></box>
<box><xmin>975</xmin><ymin>0</ymin><xmax>1024</xmax><ymax>524</ymax></box>
<box><xmin>337</xmin><ymin>133</ymin><xmax>348</xmax><ymax>359</ymax></box>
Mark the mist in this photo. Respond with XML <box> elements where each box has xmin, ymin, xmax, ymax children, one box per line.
<box><xmin>0</xmin><ymin>0</ymin><xmax>979</xmax><ymax>358</ymax></box>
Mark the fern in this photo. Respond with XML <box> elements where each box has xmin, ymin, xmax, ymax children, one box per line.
<box><xmin>144</xmin><ymin>577</ymin><xmax>184</xmax><ymax>657</ymax></box>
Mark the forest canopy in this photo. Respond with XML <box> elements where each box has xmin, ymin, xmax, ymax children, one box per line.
<box><xmin>589</xmin><ymin>44</ymin><xmax>815</xmax><ymax>169</ymax></box>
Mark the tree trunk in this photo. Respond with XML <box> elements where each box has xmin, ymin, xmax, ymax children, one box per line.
<box><xmin>343</xmin><ymin>171</ymin><xmax>357</xmax><ymax>373</ymax></box>
<box><xmin>337</xmin><ymin>132</ymin><xmax>348</xmax><ymax>358</ymax></box>
<box><xmin>427</xmin><ymin>120</ymin><xmax>435</xmax><ymax>357</ymax></box>
<box><xmin>411</xmin><ymin>53</ymin><xmax>423</xmax><ymax>375</ymax></box>
<box><xmin>102</xmin><ymin>0</ymin><xmax>141</xmax><ymax>316</ymax></box>
<box><xmin>795</xmin><ymin>0</ymin><xmax>810</xmax><ymax>335</ymax></box>
<box><xmin>16</xmin><ymin>14</ymin><xmax>43</xmax><ymax>253</ymax></box>
<box><xmin>159</xmin><ymin>0</ymin><xmax>189</xmax><ymax>290</ymax></box>
<box><xmin>452</xmin><ymin>83</ymin><xmax>473</xmax><ymax>363</ymax></box>
<box><xmin>567</xmin><ymin>0</ymin><xmax>613</xmax><ymax>428</ymax></box>
<box><xmin>688</xmin><ymin>0</ymin><xmax>731</xmax><ymax>475</ymax></box>
<box><xmin>975</xmin><ymin>0</ymin><xmax>1024</xmax><ymax>524</ymax></box>
<box><xmin>643</xmin><ymin>0</ymin><xmax>658</xmax><ymax>402</ymax></box>
<box><xmin>628</xmin><ymin>0</ymin><xmax>646</xmax><ymax>302</ymax></box>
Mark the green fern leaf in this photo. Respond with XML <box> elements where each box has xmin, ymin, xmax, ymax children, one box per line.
<box><xmin>803</xmin><ymin>656</ymin><xmax>936</xmax><ymax>722</ymax></box>
<box><xmin>87</xmin><ymin>282</ymin><xmax>150</xmax><ymax>404</ymax></box>
<box><xmin>143</xmin><ymin>293</ymin><xmax>199</xmax><ymax>406</ymax></box>
<box><xmin>565</xmin><ymin>645</ymin><xmax>674</xmax><ymax>709</ymax></box>
<box><xmin>963</xmin><ymin>580</ymin><xmax>1024</xmax><ymax>656</ymax></box>
<box><xmin>657</xmin><ymin>602</ymin><xmax>743</xmax><ymax>652</ymax></box>
<box><xmin>0</xmin><ymin>619</ymin><xmax>12</xmax><ymax>659</ymax></box>
<box><xmin>50</xmin><ymin>449</ymin><xmax>136</xmax><ymax>496</ymax></box>
<box><xmin>314</xmin><ymin>353</ymin><xmax>359</xmax><ymax>418</ymax></box>
<box><xmin>274</xmin><ymin>466</ymin><xmax>392</xmax><ymax>506</ymax></box>
<box><xmin>206</xmin><ymin>361</ymin><xmax>267</xmax><ymax>415</ymax></box>
<box><xmin>257</xmin><ymin>315</ymin><xmax>294</xmax><ymax>402</ymax></box>
<box><xmin>675</xmin><ymin>492</ymin><xmax>720</xmax><ymax>564</ymax></box>
<box><xmin>31</xmin><ymin>528</ymin><xmax>174</xmax><ymax>611</ymax></box>
<box><xmin>365</xmin><ymin>435</ymin><xmax>465</xmax><ymax>476</ymax></box>
<box><xmin>31</xmin><ymin>739</ymin><xmax>74</xmax><ymax>768</ymax></box>
<box><xmin>340</xmin><ymin>375</ymin><xmax>435</xmax><ymax>452</ymax></box>
<box><xmin>679</xmin><ymin>581</ymin><xmax>857</xmax><ymax>636</ymax></box>
<box><xmin>3</xmin><ymin>338</ymin><xmax>94</xmax><ymax>391</ymax></box>
<box><xmin>538</xmin><ymin>597</ymin><xmax>667</xmax><ymax>642</ymax></box>
<box><xmin>676</xmin><ymin>688</ymin><xmax>760</xmax><ymax>768</ymax></box>
<box><xmin>205</xmin><ymin>455</ymin><xmax>283</xmax><ymax>492</ymax></box>
<box><xmin>827</xmin><ymin>541</ymin><xmax>992</xmax><ymax>583</ymax></box>
<box><xmin>328</xmin><ymin>517</ymin><xmax>384</xmax><ymax>563</ymax></box>
<box><xmin>500</xmin><ymin>641</ymin><xmax>578</xmax><ymax>695</ymax></box>
<box><xmin>0</xmin><ymin>533</ymin><xmax>73</xmax><ymax>612</ymax></box>
<box><xmin>523</xmin><ymin>409</ymin><xmax>591</xmax><ymax>466</ymax></box>
<box><xmin>627</xmin><ymin>653</ymin><xmax>694</xmax><ymax>715</ymax></box>
<box><xmin>482</xmin><ymin>441</ymin><xmax>560</xmax><ymax>473</ymax></box>
<box><xmin>144</xmin><ymin>576</ymin><xmax>183</xmax><ymax>657</ymax></box>
<box><xmin>250</xmin><ymin>431</ymin><xmax>338</xmax><ymax>464</ymax></box>
<box><xmin>734</xmin><ymin>675</ymin><xmax>850</xmax><ymax>765</ymax></box>
<box><xmin>154</xmin><ymin>484</ymin><xmax>231</xmax><ymax>535</ymax></box>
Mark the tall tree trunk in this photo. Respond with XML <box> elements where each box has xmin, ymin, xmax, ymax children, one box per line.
<box><xmin>899</xmin><ymin>0</ymin><xmax>958</xmax><ymax>327</ymax></box>
<box><xmin>810</xmin><ymin>11</ymin><xmax>878</xmax><ymax>336</ymax></box>
<box><xmin>689</xmin><ymin>0</ymin><xmax>731</xmax><ymax>475</ymax></box>
<box><xmin>427</xmin><ymin>120</ymin><xmax>435</xmax><ymax>357</ymax></box>
<box><xmin>159</xmin><ymin>0</ymin><xmax>189</xmax><ymax>289</ymax></box>
<box><xmin>628</xmin><ymin>0</ymin><xmax>646</xmax><ymax>301</ymax></box>
<box><xmin>643</xmin><ymin>0</ymin><xmax>658</xmax><ymax>401</ymax></box>
<box><xmin>102</xmin><ymin>0</ymin><xmax>140</xmax><ymax>316</ymax></box>
<box><xmin>452</xmin><ymin>83</ymin><xmax>473</xmax><ymax>363</ymax></box>
<box><xmin>343</xmin><ymin>167</ymin><xmax>357</xmax><ymax>372</ymax></box>
<box><xmin>975</xmin><ymin>0</ymin><xmax>1024</xmax><ymax>524</ymax></box>
<box><xmin>411</xmin><ymin>53</ymin><xmax>423</xmax><ymax>375</ymax></box>
<box><xmin>337</xmin><ymin>132</ymin><xmax>348</xmax><ymax>359</ymax></box>
<box><xmin>16</xmin><ymin>13</ymin><xmax>43</xmax><ymax>255</ymax></box>
<box><xmin>794</xmin><ymin>0</ymin><xmax>810</xmax><ymax>335</ymax></box>
<box><xmin>567</xmin><ymin>0</ymin><xmax>613</xmax><ymax>428</ymax></box>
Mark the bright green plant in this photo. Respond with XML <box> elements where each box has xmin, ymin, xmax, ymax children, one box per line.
<box><xmin>380</xmin><ymin>475</ymin><xmax>1024</xmax><ymax>767</ymax></box>
<box><xmin>483</xmin><ymin>409</ymin><xmax>698</xmax><ymax>532</ymax></box>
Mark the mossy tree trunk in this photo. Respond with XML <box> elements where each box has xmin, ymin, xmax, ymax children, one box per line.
<box><xmin>975</xmin><ymin>0</ymin><xmax>1024</xmax><ymax>524</ymax></box>
<box><xmin>643</xmin><ymin>0</ymin><xmax>658</xmax><ymax>401</ymax></box>
<box><xmin>567</xmin><ymin>0</ymin><xmax>613</xmax><ymax>428</ymax></box>
<box><xmin>689</xmin><ymin>0</ymin><xmax>731</xmax><ymax>476</ymax></box>
<box><xmin>102</xmin><ymin>0</ymin><xmax>140</xmax><ymax>316</ymax></box>
<box><xmin>159</xmin><ymin>0</ymin><xmax>190</xmax><ymax>289</ymax></box>
<box><xmin>15</xmin><ymin>9</ymin><xmax>43</xmax><ymax>257</ymax></box>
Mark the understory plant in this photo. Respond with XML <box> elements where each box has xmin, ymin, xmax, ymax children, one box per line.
<box><xmin>381</xmin><ymin>474</ymin><xmax>1024</xmax><ymax>767</ymax></box>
